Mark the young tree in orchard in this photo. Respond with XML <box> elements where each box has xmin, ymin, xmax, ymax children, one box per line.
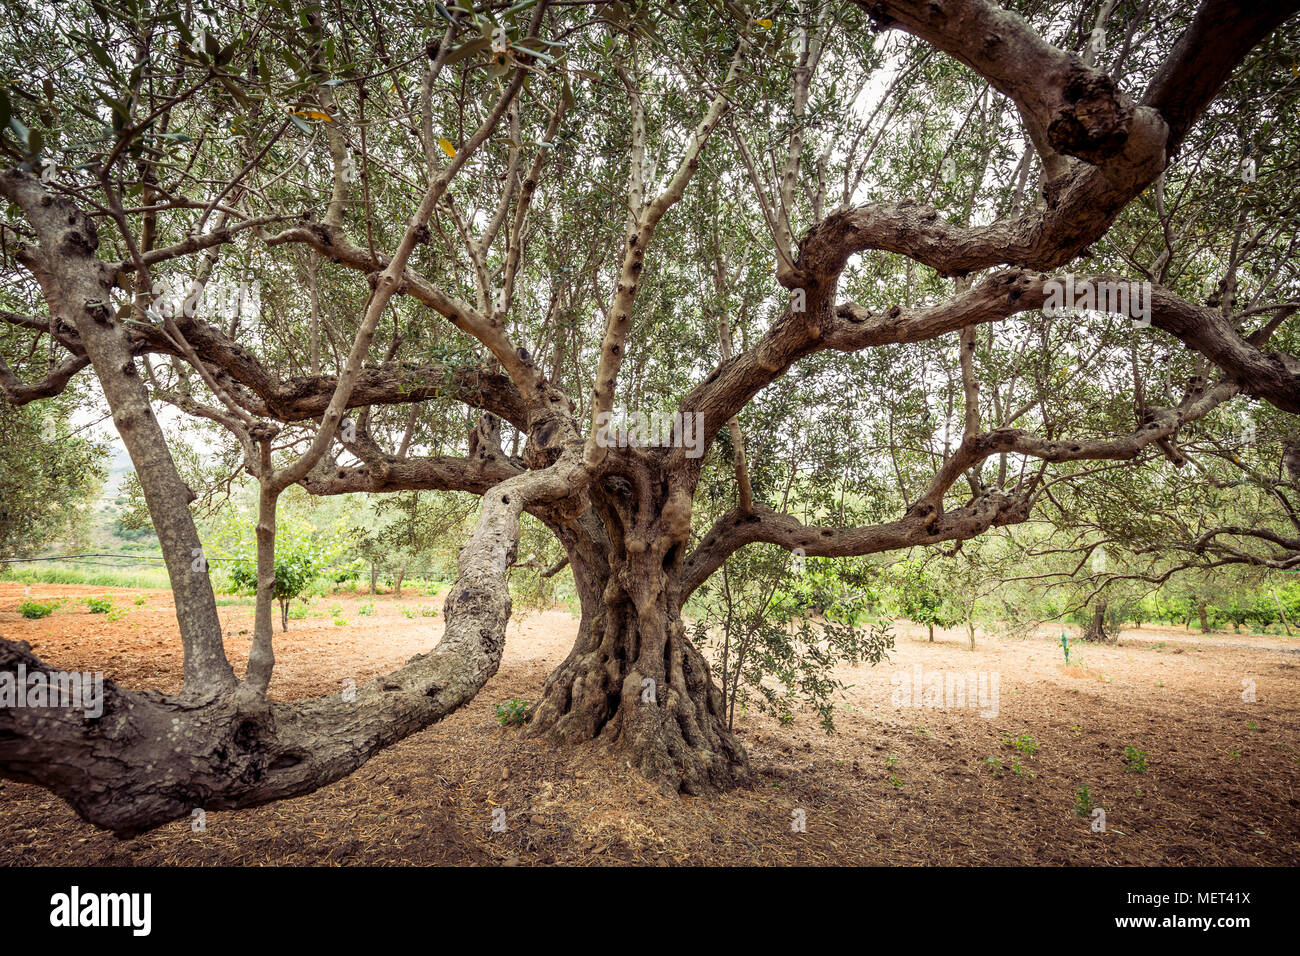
<box><xmin>2</xmin><ymin>0</ymin><xmax>1299</xmax><ymax>834</ymax></box>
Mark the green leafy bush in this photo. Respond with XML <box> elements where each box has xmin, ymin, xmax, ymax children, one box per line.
<box><xmin>495</xmin><ymin>699</ymin><xmax>530</xmax><ymax>726</ymax></box>
<box><xmin>1074</xmin><ymin>786</ymin><xmax>1095</xmax><ymax>817</ymax></box>
<box><xmin>885</xmin><ymin>559</ymin><xmax>965</xmax><ymax>640</ymax></box>
<box><xmin>691</xmin><ymin>547</ymin><xmax>893</xmax><ymax>734</ymax></box>
<box><xmin>1123</xmin><ymin>745</ymin><xmax>1149</xmax><ymax>773</ymax></box>
<box><xmin>17</xmin><ymin>598</ymin><xmax>60</xmax><ymax>619</ymax></box>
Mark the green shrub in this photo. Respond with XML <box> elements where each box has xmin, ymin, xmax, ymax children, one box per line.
<box><xmin>228</xmin><ymin>552</ymin><xmax>318</xmax><ymax>632</ymax></box>
<box><xmin>495</xmin><ymin>699</ymin><xmax>530</xmax><ymax>726</ymax></box>
<box><xmin>84</xmin><ymin>595</ymin><xmax>114</xmax><ymax>614</ymax></box>
<box><xmin>398</xmin><ymin>604</ymin><xmax>437</xmax><ymax>619</ymax></box>
<box><xmin>1003</xmin><ymin>733</ymin><xmax>1041</xmax><ymax>757</ymax></box>
<box><xmin>1123</xmin><ymin>745</ymin><xmax>1149</xmax><ymax>773</ymax></box>
<box><xmin>17</xmin><ymin>598</ymin><xmax>60</xmax><ymax>619</ymax></box>
<box><xmin>1073</xmin><ymin>786</ymin><xmax>1094</xmax><ymax>817</ymax></box>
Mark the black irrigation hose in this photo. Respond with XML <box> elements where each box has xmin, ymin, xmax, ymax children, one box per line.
<box><xmin>3</xmin><ymin>553</ymin><xmax>162</xmax><ymax>562</ymax></box>
<box><xmin>3</xmin><ymin>552</ymin><xmax>208</xmax><ymax>564</ymax></box>
<box><xmin>2</xmin><ymin>552</ymin><xmax>452</xmax><ymax>581</ymax></box>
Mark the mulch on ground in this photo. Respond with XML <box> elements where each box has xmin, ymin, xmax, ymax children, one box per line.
<box><xmin>2</xmin><ymin>582</ymin><xmax>1297</xmax><ymax>865</ymax></box>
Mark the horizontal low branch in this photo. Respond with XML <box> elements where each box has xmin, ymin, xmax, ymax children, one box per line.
<box><xmin>0</xmin><ymin>447</ymin><xmax>591</xmax><ymax>835</ymax></box>
<box><xmin>683</xmin><ymin>379</ymin><xmax>1238</xmax><ymax>594</ymax></box>
<box><xmin>298</xmin><ymin>451</ymin><xmax>522</xmax><ymax>497</ymax></box>
<box><xmin>683</xmin><ymin>490</ymin><xmax>1034</xmax><ymax>597</ymax></box>
<box><xmin>0</xmin><ymin>353</ymin><xmax>91</xmax><ymax>404</ymax></box>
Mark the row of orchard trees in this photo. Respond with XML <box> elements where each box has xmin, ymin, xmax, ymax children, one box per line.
<box><xmin>0</xmin><ymin>397</ymin><xmax>108</xmax><ymax>561</ymax></box>
<box><xmin>685</xmin><ymin>537</ymin><xmax>1300</xmax><ymax>736</ymax></box>
<box><xmin>694</xmin><ymin>542</ymin><xmax>1300</xmax><ymax>647</ymax></box>
<box><xmin>115</xmin><ymin>464</ymin><xmax>485</xmax><ymax>623</ymax></box>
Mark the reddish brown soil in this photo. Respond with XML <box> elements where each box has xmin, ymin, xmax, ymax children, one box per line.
<box><xmin>2</xmin><ymin>582</ymin><xmax>1298</xmax><ymax>865</ymax></box>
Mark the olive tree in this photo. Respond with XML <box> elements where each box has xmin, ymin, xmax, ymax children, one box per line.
<box><xmin>2</xmin><ymin>0</ymin><xmax>1299</xmax><ymax>834</ymax></box>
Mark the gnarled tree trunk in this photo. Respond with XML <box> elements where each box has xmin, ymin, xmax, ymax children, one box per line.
<box><xmin>528</xmin><ymin>483</ymin><xmax>749</xmax><ymax>794</ymax></box>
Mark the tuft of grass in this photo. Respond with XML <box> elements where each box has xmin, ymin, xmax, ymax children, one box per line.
<box><xmin>999</xmin><ymin>734</ymin><xmax>1039</xmax><ymax>778</ymax></box>
<box><xmin>1002</xmin><ymin>733</ymin><xmax>1041</xmax><ymax>757</ymax></box>
<box><xmin>885</xmin><ymin>754</ymin><xmax>903</xmax><ymax>788</ymax></box>
<box><xmin>1</xmin><ymin>563</ymin><xmax>171</xmax><ymax>590</ymax></box>
<box><xmin>398</xmin><ymin>604</ymin><xmax>439</xmax><ymax>619</ymax></box>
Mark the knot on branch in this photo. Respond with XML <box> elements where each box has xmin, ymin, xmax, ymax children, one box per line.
<box><xmin>249</xmin><ymin>421</ymin><xmax>281</xmax><ymax>443</ymax></box>
<box><xmin>84</xmin><ymin>299</ymin><xmax>113</xmax><ymax>325</ymax></box>
<box><xmin>906</xmin><ymin>500</ymin><xmax>936</xmax><ymax>520</ymax></box>
<box><xmin>1048</xmin><ymin>64</ymin><xmax>1135</xmax><ymax>164</ymax></box>
<box><xmin>861</xmin><ymin>2</ymin><xmax>896</xmax><ymax>30</ymax></box>
<box><xmin>59</xmin><ymin>227</ymin><xmax>99</xmax><ymax>257</ymax></box>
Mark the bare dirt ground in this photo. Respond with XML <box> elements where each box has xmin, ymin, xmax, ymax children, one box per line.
<box><xmin>2</xmin><ymin>581</ymin><xmax>1298</xmax><ymax>866</ymax></box>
